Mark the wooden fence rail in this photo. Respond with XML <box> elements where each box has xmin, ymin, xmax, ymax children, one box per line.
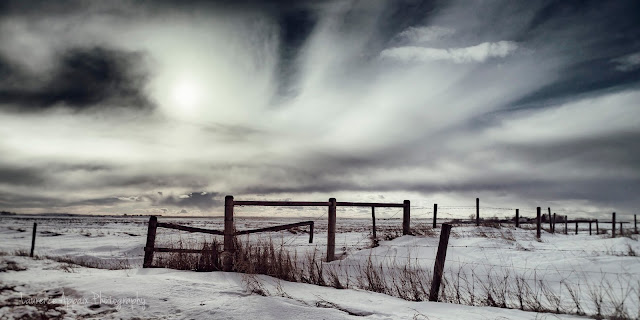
<box><xmin>157</xmin><ymin>222</ymin><xmax>224</xmax><ymax>235</ymax></box>
<box><xmin>235</xmin><ymin>201</ymin><xmax>329</xmax><ymax>206</ymax></box>
<box><xmin>225</xmin><ymin>195</ymin><xmax>410</xmax><ymax>266</ymax></box>
<box><xmin>235</xmin><ymin>221</ymin><xmax>314</xmax><ymax>243</ymax></box>
<box><xmin>143</xmin><ymin>215</ymin><xmax>314</xmax><ymax>269</ymax></box>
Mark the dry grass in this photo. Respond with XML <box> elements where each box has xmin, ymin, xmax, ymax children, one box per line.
<box><xmin>153</xmin><ymin>238</ymin><xmax>221</xmax><ymax>272</ymax></box>
<box><xmin>45</xmin><ymin>255</ymin><xmax>132</xmax><ymax>270</ymax></box>
<box><xmin>227</xmin><ymin>234</ymin><xmax>638</xmax><ymax>319</ymax></box>
<box><xmin>0</xmin><ymin>259</ymin><xmax>27</xmax><ymax>272</ymax></box>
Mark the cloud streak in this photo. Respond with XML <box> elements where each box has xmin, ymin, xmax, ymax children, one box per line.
<box><xmin>380</xmin><ymin>41</ymin><xmax>519</xmax><ymax>63</ymax></box>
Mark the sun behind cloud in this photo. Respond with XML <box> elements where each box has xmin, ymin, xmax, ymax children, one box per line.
<box><xmin>170</xmin><ymin>77</ymin><xmax>203</xmax><ymax>112</ymax></box>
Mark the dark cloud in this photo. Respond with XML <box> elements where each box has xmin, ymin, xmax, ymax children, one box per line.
<box><xmin>273</xmin><ymin>5</ymin><xmax>317</xmax><ymax>99</ymax></box>
<box><xmin>155</xmin><ymin>192</ymin><xmax>221</xmax><ymax>210</ymax></box>
<box><xmin>510</xmin><ymin>62</ymin><xmax>640</xmax><ymax>111</ymax></box>
<box><xmin>0</xmin><ymin>166</ymin><xmax>46</xmax><ymax>186</ymax></box>
<box><xmin>0</xmin><ymin>191</ymin><xmax>62</xmax><ymax>209</ymax></box>
<box><xmin>506</xmin><ymin>0</ymin><xmax>640</xmax><ymax>109</ymax></box>
<box><xmin>0</xmin><ymin>161</ymin><xmax>211</xmax><ymax>195</ymax></box>
<box><xmin>504</xmin><ymin>131</ymin><xmax>640</xmax><ymax>170</ymax></box>
<box><xmin>0</xmin><ymin>0</ymin><xmax>80</xmax><ymax>17</ymax></box>
<box><xmin>102</xmin><ymin>175</ymin><xmax>210</xmax><ymax>190</ymax></box>
<box><xmin>201</xmin><ymin>123</ymin><xmax>265</xmax><ymax>142</ymax></box>
<box><xmin>0</xmin><ymin>163</ymin><xmax>112</xmax><ymax>188</ymax></box>
<box><xmin>0</xmin><ymin>191</ymin><xmax>142</xmax><ymax>210</ymax></box>
<box><xmin>69</xmin><ymin>197</ymin><xmax>127</xmax><ymax>206</ymax></box>
<box><xmin>0</xmin><ymin>46</ymin><xmax>152</xmax><ymax>111</ymax></box>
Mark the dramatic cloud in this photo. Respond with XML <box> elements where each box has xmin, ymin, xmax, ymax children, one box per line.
<box><xmin>0</xmin><ymin>0</ymin><xmax>638</xmax><ymax>217</ymax></box>
<box><xmin>0</xmin><ymin>47</ymin><xmax>152</xmax><ymax>111</ymax></box>
<box><xmin>380</xmin><ymin>41</ymin><xmax>519</xmax><ymax>63</ymax></box>
<box><xmin>154</xmin><ymin>192</ymin><xmax>221</xmax><ymax>210</ymax></box>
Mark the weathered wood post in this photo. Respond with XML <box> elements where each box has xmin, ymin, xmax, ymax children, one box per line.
<box><xmin>552</xmin><ymin>213</ymin><xmax>557</xmax><ymax>233</ymax></box>
<box><xmin>515</xmin><ymin>209</ymin><xmax>520</xmax><ymax>228</ymax></box>
<box><xmin>476</xmin><ymin>198</ymin><xmax>480</xmax><ymax>226</ymax></box>
<box><xmin>589</xmin><ymin>221</ymin><xmax>592</xmax><ymax>235</ymax></box>
<box><xmin>30</xmin><ymin>222</ymin><xmax>37</xmax><ymax>258</ymax></box>
<box><xmin>564</xmin><ymin>215</ymin><xmax>568</xmax><ymax>235</ymax></box>
<box><xmin>371</xmin><ymin>207</ymin><xmax>376</xmax><ymax>240</ymax></box>
<box><xmin>429</xmin><ymin>223</ymin><xmax>452</xmax><ymax>302</ymax></box>
<box><xmin>620</xmin><ymin>222</ymin><xmax>623</xmax><ymax>236</ymax></box>
<box><xmin>612</xmin><ymin>212</ymin><xmax>616</xmax><ymax>238</ymax></box>
<box><xmin>596</xmin><ymin>219</ymin><xmax>599</xmax><ymax>234</ymax></box>
<box><xmin>143</xmin><ymin>216</ymin><xmax>158</xmax><ymax>268</ymax></box>
<box><xmin>575</xmin><ymin>222</ymin><xmax>578</xmax><ymax>235</ymax></box>
<box><xmin>403</xmin><ymin>200</ymin><xmax>411</xmax><ymax>235</ymax></box>
<box><xmin>433</xmin><ymin>204</ymin><xmax>438</xmax><ymax>228</ymax></box>
<box><xmin>548</xmin><ymin>208</ymin><xmax>552</xmax><ymax>232</ymax></box>
<box><xmin>223</xmin><ymin>195</ymin><xmax>235</xmax><ymax>271</ymax></box>
<box><xmin>309</xmin><ymin>222</ymin><xmax>314</xmax><ymax>243</ymax></box>
<box><xmin>536</xmin><ymin>207</ymin><xmax>541</xmax><ymax>239</ymax></box>
<box><xmin>327</xmin><ymin>198</ymin><xmax>337</xmax><ymax>261</ymax></box>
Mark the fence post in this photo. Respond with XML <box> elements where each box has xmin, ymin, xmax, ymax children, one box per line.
<box><xmin>309</xmin><ymin>222</ymin><xmax>314</xmax><ymax>243</ymax></box>
<box><xmin>143</xmin><ymin>216</ymin><xmax>158</xmax><ymax>268</ymax></box>
<box><xmin>552</xmin><ymin>213</ymin><xmax>556</xmax><ymax>233</ymax></box>
<box><xmin>596</xmin><ymin>219</ymin><xmax>599</xmax><ymax>234</ymax></box>
<box><xmin>620</xmin><ymin>222</ymin><xmax>623</xmax><ymax>236</ymax></box>
<box><xmin>536</xmin><ymin>207</ymin><xmax>541</xmax><ymax>239</ymax></box>
<box><xmin>575</xmin><ymin>222</ymin><xmax>578</xmax><ymax>235</ymax></box>
<box><xmin>30</xmin><ymin>222</ymin><xmax>37</xmax><ymax>258</ymax></box>
<box><xmin>589</xmin><ymin>221</ymin><xmax>592</xmax><ymax>235</ymax></box>
<box><xmin>476</xmin><ymin>198</ymin><xmax>480</xmax><ymax>226</ymax></box>
<box><xmin>515</xmin><ymin>209</ymin><xmax>519</xmax><ymax>228</ymax></box>
<box><xmin>547</xmin><ymin>208</ymin><xmax>551</xmax><ymax>232</ymax></box>
<box><xmin>429</xmin><ymin>223</ymin><xmax>452</xmax><ymax>302</ymax></box>
<box><xmin>223</xmin><ymin>195</ymin><xmax>235</xmax><ymax>271</ymax></box>
<box><xmin>612</xmin><ymin>212</ymin><xmax>616</xmax><ymax>238</ymax></box>
<box><xmin>371</xmin><ymin>207</ymin><xmax>376</xmax><ymax>240</ymax></box>
<box><xmin>433</xmin><ymin>204</ymin><xmax>438</xmax><ymax>228</ymax></box>
<box><xmin>564</xmin><ymin>216</ymin><xmax>568</xmax><ymax>235</ymax></box>
<box><xmin>327</xmin><ymin>198</ymin><xmax>337</xmax><ymax>261</ymax></box>
<box><xmin>403</xmin><ymin>200</ymin><xmax>411</xmax><ymax>235</ymax></box>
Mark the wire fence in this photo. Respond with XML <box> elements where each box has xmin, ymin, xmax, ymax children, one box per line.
<box><xmin>3</xmin><ymin>204</ymin><xmax>638</xmax><ymax>318</ymax></box>
<box><xmin>222</xmin><ymin>204</ymin><xmax>640</xmax><ymax>318</ymax></box>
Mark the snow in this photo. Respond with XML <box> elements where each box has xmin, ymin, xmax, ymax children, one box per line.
<box><xmin>1</xmin><ymin>215</ymin><xmax>638</xmax><ymax>319</ymax></box>
<box><xmin>1</xmin><ymin>257</ymin><xmax>582</xmax><ymax>319</ymax></box>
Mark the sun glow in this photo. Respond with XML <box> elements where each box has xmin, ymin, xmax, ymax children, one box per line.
<box><xmin>171</xmin><ymin>79</ymin><xmax>202</xmax><ymax>111</ymax></box>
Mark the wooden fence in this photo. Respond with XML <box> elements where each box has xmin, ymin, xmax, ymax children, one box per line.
<box><xmin>143</xmin><ymin>215</ymin><xmax>314</xmax><ymax>268</ymax></box>
<box><xmin>226</xmin><ymin>196</ymin><xmax>410</xmax><ymax>270</ymax></box>
<box><xmin>432</xmin><ymin>201</ymin><xmax>637</xmax><ymax>240</ymax></box>
<box><xmin>143</xmin><ymin>195</ymin><xmax>637</xmax><ymax>271</ymax></box>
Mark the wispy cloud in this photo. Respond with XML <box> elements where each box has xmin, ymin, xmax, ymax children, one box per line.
<box><xmin>612</xmin><ymin>52</ymin><xmax>640</xmax><ymax>72</ymax></box>
<box><xmin>395</xmin><ymin>26</ymin><xmax>455</xmax><ymax>43</ymax></box>
<box><xmin>380</xmin><ymin>41</ymin><xmax>518</xmax><ymax>63</ymax></box>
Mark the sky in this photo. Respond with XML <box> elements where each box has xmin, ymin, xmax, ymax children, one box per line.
<box><xmin>0</xmin><ymin>0</ymin><xmax>639</xmax><ymax>218</ymax></box>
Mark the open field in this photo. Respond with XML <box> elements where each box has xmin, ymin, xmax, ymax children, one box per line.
<box><xmin>1</xmin><ymin>215</ymin><xmax>639</xmax><ymax>319</ymax></box>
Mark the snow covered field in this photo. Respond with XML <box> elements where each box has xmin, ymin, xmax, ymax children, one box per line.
<box><xmin>1</xmin><ymin>215</ymin><xmax>639</xmax><ymax>319</ymax></box>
